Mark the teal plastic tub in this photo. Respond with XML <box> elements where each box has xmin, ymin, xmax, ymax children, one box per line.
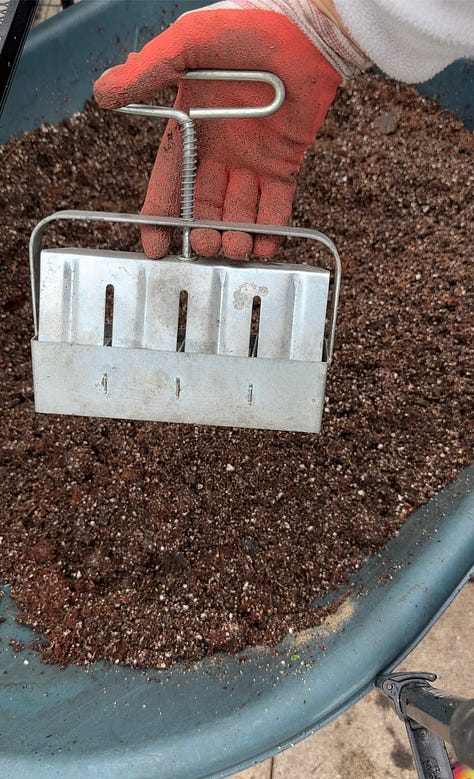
<box><xmin>1</xmin><ymin>3</ymin><xmax>473</xmax><ymax>777</ymax></box>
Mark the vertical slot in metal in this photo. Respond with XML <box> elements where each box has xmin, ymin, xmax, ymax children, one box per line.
<box><xmin>103</xmin><ymin>284</ymin><xmax>114</xmax><ymax>346</ymax></box>
<box><xmin>177</xmin><ymin>290</ymin><xmax>188</xmax><ymax>352</ymax></box>
<box><xmin>249</xmin><ymin>295</ymin><xmax>261</xmax><ymax>357</ymax></box>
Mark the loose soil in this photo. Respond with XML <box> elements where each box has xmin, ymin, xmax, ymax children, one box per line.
<box><xmin>0</xmin><ymin>74</ymin><xmax>473</xmax><ymax>668</ymax></box>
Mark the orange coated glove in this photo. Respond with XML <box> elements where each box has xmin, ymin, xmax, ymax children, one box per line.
<box><xmin>93</xmin><ymin>8</ymin><xmax>342</xmax><ymax>260</ymax></box>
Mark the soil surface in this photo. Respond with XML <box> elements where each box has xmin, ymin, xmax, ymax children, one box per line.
<box><xmin>0</xmin><ymin>74</ymin><xmax>473</xmax><ymax>668</ymax></box>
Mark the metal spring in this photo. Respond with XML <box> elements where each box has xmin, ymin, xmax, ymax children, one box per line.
<box><xmin>179</xmin><ymin>118</ymin><xmax>197</xmax><ymax>259</ymax></box>
<box><xmin>180</xmin><ymin>119</ymin><xmax>197</xmax><ymax>221</ymax></box>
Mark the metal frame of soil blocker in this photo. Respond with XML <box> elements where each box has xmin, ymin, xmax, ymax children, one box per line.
<box><xmin>1</xmin><ymin>2</ymin><xmax>473</xmax><ymax>777</ymax></box>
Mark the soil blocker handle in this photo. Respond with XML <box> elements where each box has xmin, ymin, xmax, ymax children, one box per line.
<box><xmin>29</xmin><ymin>210</ymin><xmax>341</xmax><ymax>362</ymax></box>
<box><xmin>117</xmin><ymin>70</ymin><xmax>285</xmax><ymax>121</ymax></box>
<box><xmin>116</xmin><ymin>70</ymin><xmax>285</xmax><ymax>259</ymax></box>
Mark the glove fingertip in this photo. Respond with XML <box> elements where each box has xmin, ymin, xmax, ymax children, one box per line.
<box><xmin>253</xmin><ymin>234</ymin><xmax>283</xmax><ymax>259</ymax></box>
<box><xmin>93</xmin><ymin>71</ymin><xmax>123</xmax><ymax>109</ymax></box>
<box><xmin>191</xmin><ymin>228</ymin><xmax>222</xmax><ymax>258</ymax></box>
<box><xmin>222</xmin><ymin>231</ymin><xmax>253</xmax><ymax>261</ymax></box>
<box><xmin>141</xmin><ymin>226</ymin><xmax>171</xmax><ymax>259</ymax></box>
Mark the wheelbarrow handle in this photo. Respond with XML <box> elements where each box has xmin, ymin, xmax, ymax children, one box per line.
<box><xmin>377</xmin><ymin>673</ymin><xmax>474</xmax><ymax>776</ymax></box>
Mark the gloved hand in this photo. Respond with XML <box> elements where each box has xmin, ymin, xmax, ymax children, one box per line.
<box><xmin>94</xmin><ymin>5</ymin><xmax>342</xmax><ymax>260</ymax></box>
<box><xmin>452</xmin><ymin>764</ymin><xmax>474</xmax><ymax>779</ymax></box>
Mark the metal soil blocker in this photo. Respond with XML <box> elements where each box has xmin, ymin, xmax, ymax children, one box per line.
<box><xmin>30</xmin><ymin>70</ymin><xmax>341</xmax><ymax>432</ymax></box>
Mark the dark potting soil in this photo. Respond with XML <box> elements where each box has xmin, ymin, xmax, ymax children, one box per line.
<box><xmin>0</xmin><ymin>74</ymin><xmax>473</xmax><ymax>669</ymax></box>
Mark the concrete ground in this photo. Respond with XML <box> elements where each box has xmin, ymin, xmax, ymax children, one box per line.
<box><xmin>231</xmin><ymin>582</ymin><xmax>473</xmax><ymax>779</ymax></box>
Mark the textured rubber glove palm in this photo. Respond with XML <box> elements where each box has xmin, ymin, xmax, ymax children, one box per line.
<box><xmin>94</xmin><ymin>9</ymin><xmax>341</xmax><ymax>259</ymax></box>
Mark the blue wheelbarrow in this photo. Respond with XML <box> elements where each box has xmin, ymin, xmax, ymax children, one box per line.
<box><xmin>0</xmin><ymin>2</ymin><xmax>473</xmax><ymax>777</ymax></box>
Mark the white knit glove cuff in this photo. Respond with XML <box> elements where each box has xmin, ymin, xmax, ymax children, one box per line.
<box><xmin>199</xmin><ymin>0</ymin><xmax>372</xmax><ymax>80</ymax></box>
<box><xmin>334</xmin><ymin>0</ymin><xmax>474</xmax><ymax>83</ymax></box>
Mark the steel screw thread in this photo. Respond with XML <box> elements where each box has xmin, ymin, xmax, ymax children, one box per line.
<box><xmin>180</xmin><ymin>119</ymin><xmax>197</xmax><ymax>258</ymax></box>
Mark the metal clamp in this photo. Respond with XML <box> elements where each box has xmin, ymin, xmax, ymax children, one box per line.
<box><xmin>116</xmin><ymin>69</ymin><xmax>285</xmax><ymax>259</ymax></box>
